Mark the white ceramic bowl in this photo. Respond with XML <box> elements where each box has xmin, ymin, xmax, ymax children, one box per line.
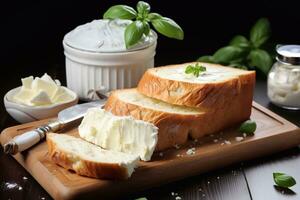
<box><xmin>63</xmin><ymin>32</ymin><xmax>157</xmax><ymax>100</ymax></box>
<box><xmin>4</xmin><ymin>87</ymin><xmax>79</xmax><ymax>123</ymax></box>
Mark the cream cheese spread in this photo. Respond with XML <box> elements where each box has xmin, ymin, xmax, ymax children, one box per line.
<box><xmin>155</xmin><ymin>64</ymin><xmax>245</xmax><ymax>83</ymax></box>
<box><xmin>268</xmin><ymin>64</ymin><xmax>300</xmax><ymax>108</ymax></box>
<box><xmin>64</xmin><ymin>19</ymin><xmax>157</xmax><ymax>53</ymax></box>
<box><xmin>13</xmin><ymin>73</ymin><xmax>73</xmax><ymax>106</ymax></box>
<box><xmin>78</xmin><ymin>108</ymin><xmax>158</xmax><ymax>161</ymax></box>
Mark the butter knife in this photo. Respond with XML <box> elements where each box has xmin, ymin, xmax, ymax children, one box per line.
<box><xmin>3</xmin><ymin>100</ymin><xmax>106</xmax><ymax>155</ymax></box>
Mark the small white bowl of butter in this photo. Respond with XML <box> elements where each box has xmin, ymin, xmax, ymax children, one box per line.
<box><xmin>4</xmin><ymin>73</ymin><xmax>78</xmax><ymax>123</ymax></box>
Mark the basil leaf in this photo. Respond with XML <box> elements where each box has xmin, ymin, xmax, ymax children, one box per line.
<box><xmin>213</xmin><ymin>46</ymin><xmax>245</xmax><ymax>64</ymax></box>
<box><xmin>137</xmin><ymin>1</ymin><xmax>150</xmax><ymax>15</ymax></box>
<box><xmin>250</xmin><ymin>18</ymin><xmax>271</xmax><ymax>48</ymax></box>
<box><xmin>239</xmin><ymin>120</ymin><xmax>256</xmax><ymax>135</ymax></box>
<box><xmin>273</xmin><ymin>172</ymin><xmax>296</xmax><ymax>188</ymax></box>
<box><xmin>230</xmin><ymin>35</ymin><xmax>250</xmax><ymax>49</ymax></box>
<box><xmin>185</xmin><ymin>63</ymin><xmax>206</xmax><ymax>77</ymax></box>
<box><xmin>248</xmin><ymin>49</ymin><xmax>272</xmax><ymax>74</ymax></box>
<box><xmin>143</xmin><ymin>21</ymin><xmax>150</xmax><ymax>35</ymax></box>
<box><xmin>103</xmin><ymin>5</ymin><xmax>137</xmax><ymax>20</ymax></box>
<box><xmin>125</xmin><ymin>21</ymin><xmax>145</xmax><ymax>48</ymax></box>
<box><xmin>148</xmin><ymin>13</ymin><xmax>162</xmax><ymax>21</ymax></box>
<box><xmin>229</xmin><ymin>63</ymin><xmax>248</xmax><ymax>70</ymax></box>
<box><xmin>185</xmin><ymin>65</ymin><xmax>194</xmax><ymax>74</ymax></box>
<box><xmin>152</xmin><ymin>17</ymin><xmax>184</xmax><ymax>40</ymax></box>
<box><xmin>197</xmin><ymin>55</ymin><xmax>215</xmax><ymax>63</ymax></box>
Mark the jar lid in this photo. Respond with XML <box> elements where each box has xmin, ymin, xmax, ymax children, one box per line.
<box><xmin>276</xmin><ymin>45</ymin><xmax>300</xmax><ymax>65</ymax></box>
<box><xmin>63</xmin><ymin>19</ymin><xmax>157</xmax><ymax>53</ymax></box>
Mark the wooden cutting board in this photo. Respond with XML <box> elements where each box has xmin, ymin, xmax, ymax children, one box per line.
<box><xmin>1</xmin><ymin>102</ymin><xmax>300</xmax><ymax>200</ymax></box>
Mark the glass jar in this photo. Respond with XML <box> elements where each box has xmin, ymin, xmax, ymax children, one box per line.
<box><xmin>267</xmin><ymin>45</ymin><xmax>300</xmax><ymax>110</ymax></box>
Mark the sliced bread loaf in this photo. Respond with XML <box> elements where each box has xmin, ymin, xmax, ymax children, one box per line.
<box><xmin>104</xmin><ymin>89</ymin><xmax>250</xmax><ymax>151</ymax></box>
<box><xmin>137</xmin><ymin>62</ymin><xmax>255</xmax><ymax>110</ymax></box>
<box><xmin>47</xmin><ymin>133</ymin><xmax>139</xmax><ymax>179</ymax></box>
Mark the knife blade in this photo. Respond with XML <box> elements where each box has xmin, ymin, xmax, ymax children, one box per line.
<box><xmin>3</xmin><ymin>99</ymin><xmax>106</xmax><ymax>155</ymax></box>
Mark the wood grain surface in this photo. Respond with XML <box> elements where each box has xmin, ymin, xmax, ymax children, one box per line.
<box><xmin>1</xmin><ymin>102</ymin><xmax>300</xmax><ymax>200</ymax></box>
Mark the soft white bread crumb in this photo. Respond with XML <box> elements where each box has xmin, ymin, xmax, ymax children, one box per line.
<box><xmin>47</xmin><ymin>133</ymin><xmax>139</xmax><ymax>179</ymax></box>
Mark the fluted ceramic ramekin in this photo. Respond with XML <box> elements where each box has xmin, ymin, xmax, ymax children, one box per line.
<box><xmin>63</xmin><ymin>35</ymin><xmax>157</xmax><ymax>100</ymax></box>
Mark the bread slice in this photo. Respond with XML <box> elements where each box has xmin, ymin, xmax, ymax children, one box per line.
<box><xmin>78</xmin><ymin>108</ymin><xmax>158</xmax><ymax>161</ymax></box>
<box><xmin>137</xmin><ymin>62</ymin><xmax>255</xmax><ymax>110</ymax></box>
<box><xmin>47</xmin><ymin>133</ymin><xmax>139</xmax><ymax>180</ymax></box>
<box><xmin>104</xmin><ymin>89</ymin><xmax>250</xmax><ymax>151</ymax></box>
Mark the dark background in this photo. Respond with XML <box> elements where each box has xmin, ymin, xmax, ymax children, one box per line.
<box><xmin>0</xmin><ymin>0</ymin><xmax>300</xmax><ymax>127</ymax></box>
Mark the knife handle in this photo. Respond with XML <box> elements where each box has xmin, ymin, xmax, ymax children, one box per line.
<box><xmin>3</xmin><ymin>120</ymin><xmax>61</xmax><ymax>155</ymax></box>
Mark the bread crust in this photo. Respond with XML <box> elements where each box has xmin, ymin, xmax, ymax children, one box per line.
<box><xmin>47</xmin><ymin>134</ymin><xmax>130</xmax><ymax>180</ymax></box>
<box><xmin>104</xmin><ymin>89</ymin><xmax>252</xmax><ymax>151</ymax></box>
<box><xmin>137</xmin><ymin>62</ymin><xmax>255</xmax><ymax>111</ymax></box>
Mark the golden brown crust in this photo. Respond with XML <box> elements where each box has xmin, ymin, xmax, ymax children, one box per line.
<box><xmin>137</xmin><ymin>62</ymin><xmax>256</xmax><ymax>111</ymax></box>
<box><xmin>104</xmin><ymin>89</ymin><xmax>252</xmax><ymax>151</ymax></box>
<box><xmin>46</xmin><ymin>135</ymin><xmax>129</xmax><ymax>180</ymax></box>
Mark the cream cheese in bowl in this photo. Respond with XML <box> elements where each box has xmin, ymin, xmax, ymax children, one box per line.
<box><xmin>63</xmin><ymin>19</ymin><xmax>157</xmax><ymax>100</ymax></box>
<box><xmin>64</xmin><ymin>19</ymin><xmax>156</xmax><ymax>53</ymax></box>
<box><xmin>4</xmin><ymin>74</ymin><xmax>78</xmax><ymax>123</ymax></box>
<box><xmin>13</xmin><ymin>73</ymin><xmax>74</xmax><ymax>106</ymax></box>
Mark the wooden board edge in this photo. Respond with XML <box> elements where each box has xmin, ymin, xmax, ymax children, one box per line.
<box><xmin>252</xmin><ymin>102</ymin><xmax>298</xmax><ymax>128</ymax></box>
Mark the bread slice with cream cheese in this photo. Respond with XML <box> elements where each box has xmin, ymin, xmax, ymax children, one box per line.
<box><xmin>137</xmin><ymin>62</ymin><xmax>255</xmax><ymax>111</ymax></box>
<box><xmin>47</xmin><ymin>133</ymin><xmax>139</xmax><ymax>180</ymax></box>
<box><xmin>104</xmin><ymin>89</ymin><xmax>251</xmax><ymax>151</ymax></box>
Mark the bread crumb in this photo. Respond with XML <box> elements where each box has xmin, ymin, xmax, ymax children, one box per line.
<box><xmin>186</xmin><ymin>147</ymin><xmax>196</xmax><ymax>155</ymax></box>
<box><xmin>18</xmin><ymin>186</ymin><xmax>23</xmax><ymax>191</ymax></box>
<box><xmin>171</xmin><ymin>192</ymin><xmax>175</xmax><ymax>196</ymax></box>
<box><xmin>159</xmin><ymin>152</ymin><xmax>164</xmax><ymax>157</ymax></box>
<box><xmin>221</xmin><ymin>142</ymin><xmax>225</xmax><ymax>146</ymax></box>
<box><xmin>213</xmin><ymin>139</ymin><xmax>218</xmax><ymax>143</ymax></box>
<box><xmin>5</xmin><ymin>182</ymin><xmax>17</xmax><ymax>189</ymax></box>
<box><xmin>174</xmin><ymin>144</ymin><xmax>181</xmax><ymax>149</ymax></box>
<box><xmin>175</xmin><ymin>196</ymin><xmax>182</xmax><ymax>200</ymax></box>
<box><xmin>23</xmin><ymin>176</ymin><xmax>28</xmax><ymax>180</ymax></box>
<box><xmin>235</xmin><ymin>137</ymin><xmax>244</xmax><ymax>142</ymax></box>
<box><xmin>176</xmin><ymin>154</ymin><xmax>183</xmax><ymax>157</ymax></box>
<box><xmin>224</xmin><ymin>140</ymin><xmax>231</xmax><ymax>145</ymax></box>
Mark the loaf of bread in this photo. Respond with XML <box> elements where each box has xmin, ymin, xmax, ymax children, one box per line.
<box><xmin>47</xmin><ymin>133</ymin><xmax>139</xmax><ymax>180</ymax></box>
<box><xmin>137</xmin><ymin>62</ymin><xmax>255</xmax><ymax>111</ymax></box>
<box><xmin>104</xmin><ymin>88</ymin><xmax>251</xmax><ymax>151</ymax></box>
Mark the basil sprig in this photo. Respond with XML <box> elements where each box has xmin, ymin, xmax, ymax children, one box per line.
<box><xmin>103</xmin><ymin>1</ymin><xmax>184</xmax><ymax>48</ymax></box>
<box><xmin>273</xmin><ymin>172</ymin><xmax>296</xmax><ymax>188</ymax></box>
<box><xmin>239</xmin><ymin>120</ymin><xmax>256</xmax><ymax>135</ymax></box>
<box><xmin>185</xmin><ymin>63</ymin><xmax>206</xmax><ymax>77</ymax></box>
<box><xmin>198</xmin><ymin>18</ymin><xmax>273</xmax><ymax>75</ymax></box>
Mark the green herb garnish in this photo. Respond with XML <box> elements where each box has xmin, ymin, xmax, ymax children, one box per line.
<box><xmin>103</xmin><ymin>1</ymin><xmax>184</xmax><ymax>48</ymax></box>
<box><xmin>273</xmin><ymin>172</ymin><xmax>296</xmax><ymax>188</ymax></box>
<box><xmin>197</xmin><ymin>18</ymin><xmax>274</xmax><ymax>75</ymax></box>
<box><xmin>239</xmin><ymin>120</ymin><xmax>256</xmax><ymax>135</ymax></box>
<box><xmin>185</xmin><ymin>63</ymin><xmax>206</xmax><ymax>77</ymax></box>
